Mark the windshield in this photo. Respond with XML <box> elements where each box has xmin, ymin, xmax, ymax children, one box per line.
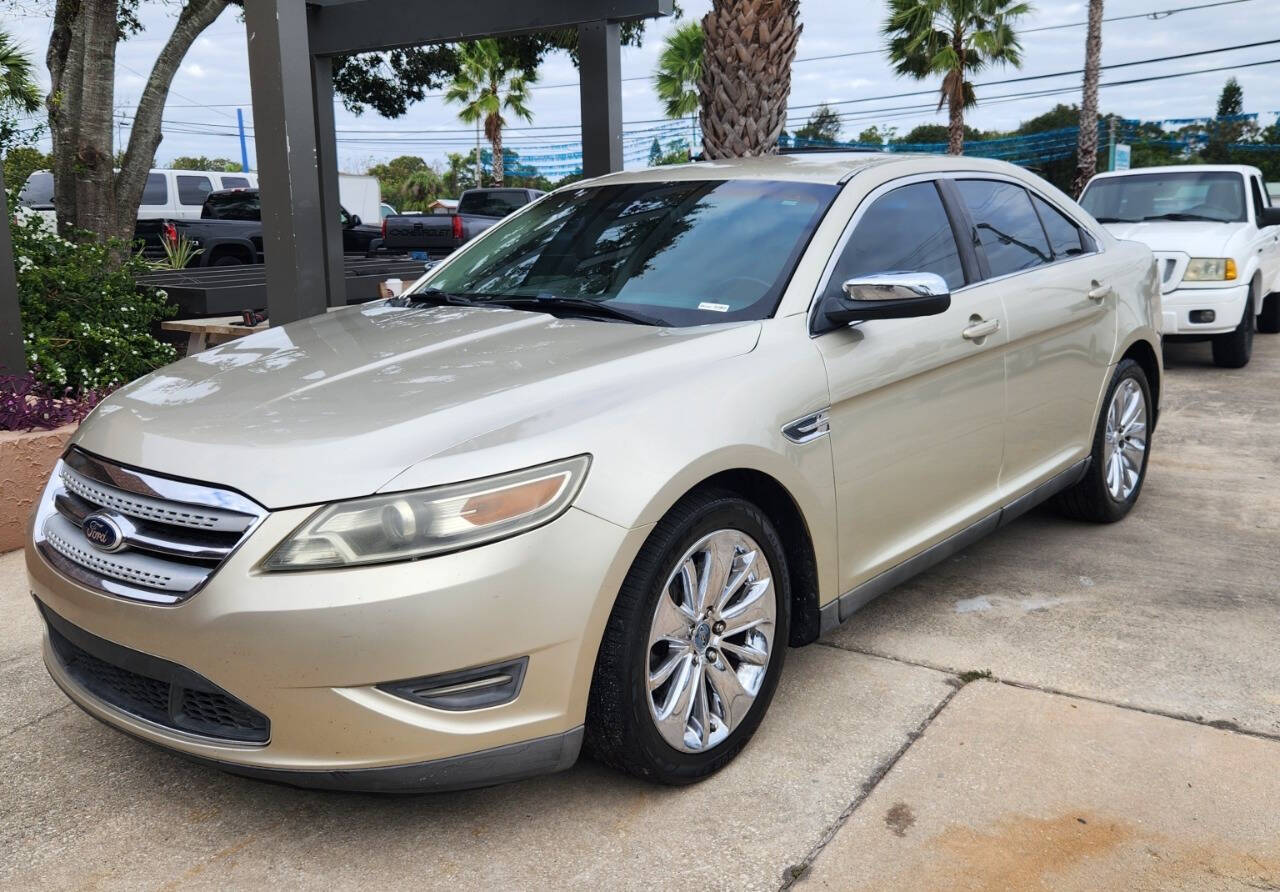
<box><xmin>203</xmin><ymin>191</ymin><xmax>260</xmax><ymax>220</ymax></box>
<box><xmin>416</xmin><ymin>179</ymin><xmax>838</xmax><ymax>326</ymax></box>
<box><xmin>1080</xmin><ymin>171</ymin><xmax>1246</xmax><ymax>223</ymax></box>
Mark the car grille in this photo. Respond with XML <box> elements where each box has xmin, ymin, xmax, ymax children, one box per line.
<box><xmin>41</xmin><ymin>602</ymin><xmax>270</xmax><ymax>744</ymax></box>
<box><xmin>34</xmin><ymin>448</ymin><xmax>265</xmax><ymax>604</ymax></box>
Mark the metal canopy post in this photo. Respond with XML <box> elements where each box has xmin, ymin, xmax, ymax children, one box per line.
<box><xmin>578</xmin><ymin>21</ymin><xmax>623</xmax><ymax>178</ymax></box>
<box><xmin>0</xmin><ymin>165</ymin><xmax>25</xmax><ymax>376</ymax></box>
<box><xmin>244</xmin><ymin>0</ymin><xmax>330</xmax><ymax>325</ymax></box>
<box><xmin>311</xmin><ymin>54</ymin><xmax>347</xmax><ymax>308</ymax></box>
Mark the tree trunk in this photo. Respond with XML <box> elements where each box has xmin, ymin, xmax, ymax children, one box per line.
<box><xmin>698</xmin><ymin>0</ymin><xmax>802</xmax><ymax>159</ymax></box>
<box><xmin>1072</xmin><ymin>0</ymin><xmax>1104</xmax><ymax>197</ymax></box>
<box><xmin>491</xmin><ymin>121</ymin><xmax>504</xmax><ymax>186</ymax></box>
<box><xmin>947</xmin><ymin>90</ymin><xmax>964</xmax><ymax>155</ymax></box>
<box><xmin>44</xmin><ymin>0</ymin><xmax>228</xmax><ymax>246</ymax></box>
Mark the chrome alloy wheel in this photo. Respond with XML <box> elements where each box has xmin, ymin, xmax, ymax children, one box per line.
<box><xmin>1103</xmin><ymin>378</ymin><xmax>1147</xmax><ymax>501</ymax></box>
<box><xmin>645</xmin><ymin>529</ymin><xmax>776</xmax><ymax>753</ymax></box>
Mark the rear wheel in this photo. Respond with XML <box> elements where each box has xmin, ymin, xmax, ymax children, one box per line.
<box><xmin>585</xmin><ymin>490</ymin><xmax>789</xmax><ymax>785</ymax></box>
<box><xmin>1055</xmin><ymin>358</ymin><xmax>1152</xmax><ymax>523</ymax></box>
<box><xmin>1259</xmin><ymin>291</ymin><xmax>1280</xmax><ymax>334</ymax></box>
<box><xmin>1212</xmin><ymin>285</ymin><xmax>1255</xmax><ymax>368</ymax></box>
<box><xmin>211</xmin><ymin>254</ymin><xmax>245</xmax><ymax>266</ymax></box>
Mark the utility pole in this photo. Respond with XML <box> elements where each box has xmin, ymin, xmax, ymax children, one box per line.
<box><xmin>237</xmin><ymin>108</ymin><xmax>251</xmax><ymax>172</ymax></box>
<box><xmin>1107</xmin><ymin>116</ymin><xmax>1117</xmax><ymax>171</ymax></box>
<box><xmin>475</xmin><ymin>119</ymin><xmax>482</xmax><ymax>188</ymax></box>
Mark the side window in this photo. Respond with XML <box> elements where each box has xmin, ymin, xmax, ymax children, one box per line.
<box><xmin>1249</xmin><ymin>176</ymin><xmax>1268</xmax><ymax>219</ymax></box>
<box><xmin>956</xmin><ymin>180</ymin><xmax>1052</xmax><ymax>277</ymax></box>
<box><xmin>140</xmin><ymin>173</ymin><xmax>168</xmax><ymax>206</ymax></box>
<box><xmin>823</xmin><ymin>181</ymin><xmax>966</xmax><ymax>300</ymax></box>
<box><xmin>220</xmin><ymin>175</ymin><xmax>250</xmax><ymax>189</ymax></box>
<box><xmin>176</xmin><ymin>174</ymin><xmax>214</xmax><ymax>206</ymax></box>
<box><xmin>1030</xmin><ymin>194</ymin><xmax>1087</xmax><ymax>260</ymax></box>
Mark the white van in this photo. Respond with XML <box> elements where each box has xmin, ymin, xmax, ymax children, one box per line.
<box><xmin>22</xmin><ymin>169</ymin><xmax>381</xmax><ymax>224</ymax></box>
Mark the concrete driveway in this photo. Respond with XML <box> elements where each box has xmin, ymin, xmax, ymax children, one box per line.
<box><xmin>2</xmin><ymin>336</ymin><xmax>1277</xmax><ymax>890</ymax></box>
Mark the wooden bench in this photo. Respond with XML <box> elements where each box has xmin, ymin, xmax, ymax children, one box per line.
<box><xmin>162</xmin><ymin>316</ymin><xmax>268</xmax><ymax>354</ymax></box>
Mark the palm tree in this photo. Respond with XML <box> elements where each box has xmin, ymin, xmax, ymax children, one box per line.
<box><xmin>883</xmin><ymin>0</ymin><xmax>1031</xmax><ymax>155</ymax></box>
<box><xmin>699</xmin><ymin>0</ymin><xmax>802</xmax><ymax>159</ymax></box>
<box><xmin>444</xmin><ymin>40</ymin><xmax>535</xmax><ymax>187</ymax></box>
<box><xmin>0</xmin><ymin>30</ymin><xmax>40</xmax><ymax>113</ymax></box>
<box><xmin>655</xmin><ymin>22</ymin><xmax>704</xmax><ymax>156</ymax></box>
<box><xmin>1072</xmin><ymin>0</ymin><xmax>1103</xmax><ymax>196</ymax></box>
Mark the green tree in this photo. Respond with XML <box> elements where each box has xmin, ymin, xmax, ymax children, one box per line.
<box><xmin>3</xmin><ymin>145</ymin><xmax>50</xmax><ymax>191</ymax></box>
<box><xmin>795</xmin><ymin>104</ymin><xmax>842</xmax><ymax>145</ymax></box>
<box><xmin>168</xmin><ymin>156</ymin><xmax>242</xmax><ymax>172</ymax></box>
<box><xmin>648</xmin><ymin>137</ymin><xmax>663</xmax><ymax>166</ymax></box>
<box><xmin>883</xmin><ymin>0</ymin><xmax>1032</xmax><ymax>155</ymax></box>
<box><xmin>655</xmin><ymin>21</ymin><xmax>703</xmax><ymax>153</ymax></box>
<box><xmin>444</xmin><ymin>39</ymin><xmax>536</xmax><ymax>187</ymax></box>
<box><xmin>0</xmin><ymin>29</ymin><xmax>40</xmax><ymax>113</ymax></box>
<box><xmin>858</xmin><ymin>126</ymin><xmax>884</xmax><ymax>146</ymax></box>
<box><xmin>1203</xmin><ymin>78</ymin><xmax>1254</xmax><ymax>163</ymax></box>
<box><xmin>1217</xmin><ymin>77</ymin><xmax>1243</xmax><ymax>117</ymax></box>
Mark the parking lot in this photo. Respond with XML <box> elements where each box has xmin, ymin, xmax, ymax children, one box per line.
<box><xmin>2</xmin><ymin>335</ymin><xmax>1278</xmax><ymax>891</ymax></box>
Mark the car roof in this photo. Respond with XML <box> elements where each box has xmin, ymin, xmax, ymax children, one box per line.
<box><xmin>575</xmin><ymin>152</ymin><xmax>1043</xmax><ymax>187</ymax></box>
<box><xmin>1089</xmin><ymin>164</ymin><xmax>1261</xmax><ymax>180</ymax></box>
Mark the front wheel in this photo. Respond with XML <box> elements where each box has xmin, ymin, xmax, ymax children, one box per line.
<box><xmin>585</xmin><ymin>490</ymin><xmax>790</xmax><ymax>785</ymax></box>
<box><xmin>1212</xmin><ymin>288</ymin><xmax>1255</xmax><ymax>367</ymax></box>
<box><xmin>1055</xmin><ymin>358</ymin><xmax>1152</xmax><ymax>523</ymax></box>
<box><xmin>1259</xmin><ymin>291</ymin><xmax>1280</xmax><ymax>334</ymax></box>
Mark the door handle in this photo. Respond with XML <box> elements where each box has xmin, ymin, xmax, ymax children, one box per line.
<box><xmin>962</xmin><ymin>317</ymin><xmax>1000</xmax><ymax>341</ymax></box>
<box><xmin>1087</xmin><ymin>282</ymin><xmax>1113</xmax><ymax>302</ymax></box>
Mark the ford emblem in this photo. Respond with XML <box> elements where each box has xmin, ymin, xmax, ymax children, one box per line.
<box><xmin>82</xmin><ymin>513</ymin><xmax>126</xmax><ymax>553</ymax></box>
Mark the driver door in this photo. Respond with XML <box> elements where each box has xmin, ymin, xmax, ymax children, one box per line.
<box><xmin>813</xmin><ymin>179</ymin><xmax>1008</xmax><ymax>601</ymax></box>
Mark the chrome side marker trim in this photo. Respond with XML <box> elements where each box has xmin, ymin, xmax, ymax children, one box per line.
<box><xmin>782</xmin><ymin>409</ymin><xmax>830</xmax><ymax>444</ymax></box>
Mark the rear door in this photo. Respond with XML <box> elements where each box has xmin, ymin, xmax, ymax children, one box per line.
<box><xmin>951</xmin><ymin>177</ymin><xmax>1117</xmax><ymax>498</ymax></box>
<box><xmin>174</xmin><ymin>174</ymin><xmax>215</xmax><ymax>219</ymax></box>
<box><xmin>814</xmin><ymin>177</ymin><xmax>1007</xmax><ymax>597</ymax></box>
<box><xmin>136</xmin><ymin>172</ymin><xmax>170</xmax><ymax>221</ymax></box>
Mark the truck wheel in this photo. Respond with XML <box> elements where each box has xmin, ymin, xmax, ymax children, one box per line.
<box><xmin>585</xmin><ymin>489</ymin><xmax>789</xmax><ymax>785</ymax></box>
<box><xmin>1211</xmin><ymin>286</ymin><xmax>1255</xmax><ymax>368</ymax></box>
<box><xmin>1259</xmin><ymin>291</ymin><xmax>1280</xmax><ymax>334</ymax></box>
<box><xmin>211</xmin><ymin>255</ymin><xmax>244</xmax><ymax>266</ymax></box>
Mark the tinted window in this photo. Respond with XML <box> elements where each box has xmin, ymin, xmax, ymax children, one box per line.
<box><xmin>202</xmin><ymin>191</ymin><xmax>260</xmax><ymax>220</ymax></box>
<box><xmin>141</xmin><ymin>172</ymin><xmax>168</xmax><ymax>206</ymax></box>
<box><xmin>220</xmin><ymin>175</ymin><xmax>250</xmax><ymax>189</ymax></box>
<box><xmin>422</xmin><ymin>179</ymin><xmax>838</xmax><ymax>326</ymax></box>
<box><xmin>1031</xmin><ymin>194</ymin><xmax>1085</xmax><ymax>259</ymax></box>
<box><xmin>176</xmin><ymin>174</ymin><xmax>214</xmax><ymax>206</ymax></box>
<box><xmin>1079</xmin><ymin>171</ymin><xmax>1246</xmax><ymax>223</ymax></box>
<box><xmin>957</xmin><ymin>180</ymin><xmax>1052</xmax><ymax>277</ymax></box>
<box><xmin>18</xmin><ymin>171</ymin><xmax>54</xmax><ymax>206</ymax></box>
<box><xmin>824</xmin><ymin>182</ymin><xmax>965</xmax><ymax>298</ymax></box>
<box><xmin>458</xmin><ymin>190</ymin><xmax>533</xmax><ymax>217</ymax></box>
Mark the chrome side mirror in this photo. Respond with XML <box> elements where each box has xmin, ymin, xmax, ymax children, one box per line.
<box><xmin>821</xmin><ymin>271</ymin><xmax>952</xmax><ymax>327</ymax></box>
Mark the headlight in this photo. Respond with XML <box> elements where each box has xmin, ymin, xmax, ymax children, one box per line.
<box><xmin>263</xmin><ymin>455</ymin><xmax>590</xmax><ymax>570</ymax></box>
<box><xmin>1183</xmin><ymin>258</ymin><xmax>1236</xmax><ymax>281</ymax></box>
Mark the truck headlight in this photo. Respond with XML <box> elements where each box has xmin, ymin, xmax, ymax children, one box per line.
<box><xmin>1183</xmin><ymin>258</ymin><xmax>1236</xmax><ymax>281</ymax></box>
<box><xmin>263</xmin><ymin>455</ymin><xmax>590</xmax><ymax>570</ymax></box>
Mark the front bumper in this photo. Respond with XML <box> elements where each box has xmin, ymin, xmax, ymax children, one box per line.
<box><xmin>27</xmin><ymin>504</ymin><xmax>648</xmax><ymax>790</ymax></box>
<box><xmin>1159</xmin><ymin>282</ymin><xmax>1250</xmax><ymax>336</ymax></box>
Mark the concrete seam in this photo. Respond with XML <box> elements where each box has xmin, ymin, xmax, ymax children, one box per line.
<box><xmin>777</xmin><ymin>683</ymin><xmax>961</xmax><ymax>890</ymax></box>
<box><xmin>0</xmin><ymin>702</ymin><xmax>70</xmax><ymax>741</ymax></box>
<box><xmin>818</xmin><ymin>640</ymin><xmax>1280</xmax><ymax>745</ymax></box>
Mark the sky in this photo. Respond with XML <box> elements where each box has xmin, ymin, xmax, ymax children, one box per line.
<box><xmin>6</xmin><ymin>0</ymin><xmax>1280</xmax><ymax>176</ymax></box>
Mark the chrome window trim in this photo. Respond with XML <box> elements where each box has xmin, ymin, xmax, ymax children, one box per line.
<box><xmin>808</xmin><ymin>169</ymin><xmax>1106</xmax><ymax>336</ymax></box>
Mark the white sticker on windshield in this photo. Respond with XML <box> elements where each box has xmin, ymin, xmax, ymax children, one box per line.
<box><xmin>698</xmin><ymin>302</ymin><xmax>730</xmax><ymax>313</ymax></box>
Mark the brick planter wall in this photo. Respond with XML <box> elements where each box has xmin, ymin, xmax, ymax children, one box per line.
<box><xmin>0</xmin><ymin>425</ymin><xmax>74</xmax><ymax>553</ymax></box>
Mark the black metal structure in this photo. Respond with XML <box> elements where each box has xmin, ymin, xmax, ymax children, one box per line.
<box><xmin>0</xmin><ymin>166</ymin><xmax>24</xmax><ymax>375</ymax></box>
<box><xmin>137</xmin><ymin>257</ymin><xmax>430</xmax><ymax>317</ymax></box>
<box><xmin>243</xmin><ymin>0</ymin><xmax>672</xmax><ymax>326</ymax></box>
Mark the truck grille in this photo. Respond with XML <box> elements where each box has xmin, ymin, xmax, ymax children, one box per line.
<box><xmin>34</xmin><ymin>448</ymin><xmax>265</xmax><ymax>605</ymax></box>
<box><xmin>40</xmin><ymin>602</ymin><xmax>269</xmax><ymax>744</ymax></box>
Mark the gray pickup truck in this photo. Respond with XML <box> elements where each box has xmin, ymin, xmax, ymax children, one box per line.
<box><xmin>380</xmin><ymin>187</ymin><xmax>544</xmax><ymax>258</ymax></box>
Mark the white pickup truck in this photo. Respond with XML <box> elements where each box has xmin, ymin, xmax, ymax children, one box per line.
<box><xmin>1080</xmin><ymin>164</ymin><xmax>1280</xmax><ymax>368</ymax></box>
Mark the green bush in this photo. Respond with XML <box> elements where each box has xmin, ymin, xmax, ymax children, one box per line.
<box><xmin>13</xmin><ymin>209</ymin><xmax>176</xmax><ymax>393</ymax></box>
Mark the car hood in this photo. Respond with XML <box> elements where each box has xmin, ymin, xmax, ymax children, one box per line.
<box><xmin>1100</xmin><ymin>219</ymin><xmax>1242</xmax><ymax>255</ymax></box>
<box><xmin>73</xmin><ymin>303</ymin><xmax>761</xmax><ymax>508</ymax></box>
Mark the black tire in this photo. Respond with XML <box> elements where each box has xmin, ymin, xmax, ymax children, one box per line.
<box><xmin>1055</xmin><ymin>358</ymin><xmax>1153</xmax><ymax>523</ymax></box>
<box><xmin>1211</xmin><ymin>286</ymin><xmax>1255</xmax><ymax>368</ymax></box>
<box><xmin>1259</xmin><ymin>291</ymin><xmax>1280</xmax><ymax>334</ymax></box>
<box><xmin>584</xmin><ymin>489</ymin><xmax>790</xmax><ymax>785</ymax></box>
<box><xmin>211</xmin><ymin>254</ymin><xmax>245</xmax><ymax>266</ymax></box>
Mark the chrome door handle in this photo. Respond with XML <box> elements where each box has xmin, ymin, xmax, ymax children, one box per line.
<box><xmin>1087</xmin><ymin>283</ymin><xmax>1112</xmax><ymax>302</ymax></box>
<box><xmin>962</xmin><ymin>318</ymin><xmax>1000</xmax><ymax>340</ymax></box>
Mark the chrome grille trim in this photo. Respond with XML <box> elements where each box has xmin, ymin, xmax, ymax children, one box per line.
<box><xmin>33</xmin><ymin>449</ymin><xmax>266</xmax><ymax>604</ymax></box>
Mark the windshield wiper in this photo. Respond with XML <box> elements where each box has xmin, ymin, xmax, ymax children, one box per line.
<box><xmin>480</xmin><ymin>295</ymin><xmax>669</xmax><ymax>326</ymax></box>
<box><xmin>393</xmin><ymin>289</ymin><xmax>486</xmax><ymax>308</ymax></box>
<box><xmin>1093</xmin><ymin>216</ymin><xmax>1138</xmax><ymax>224</ymax></box>
<box><xmin>1141</xmin><ymin>212</ymin><xmax>1229</xmax><ymax>223</ymax></box>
